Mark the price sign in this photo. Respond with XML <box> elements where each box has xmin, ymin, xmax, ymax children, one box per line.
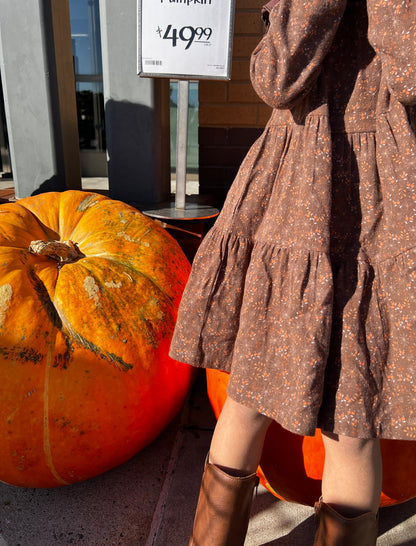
<box><xmin>138</xmin><ymin>0</ymin><xmax>235</xmax><ymax>80</ymax></box>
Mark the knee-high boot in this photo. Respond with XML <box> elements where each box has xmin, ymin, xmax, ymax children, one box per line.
<box><xmin>313</xmin><ymin>499</ymin><xmax>378</xmax><ymax>545</ymax></box>
<box><xmin>189</xmin><ymin>457</ymin><xmax>259</xmax><ymax>546</ymax></box>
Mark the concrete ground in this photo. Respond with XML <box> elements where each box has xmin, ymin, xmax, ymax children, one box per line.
<box><xmin>0</xmin><ymin>372</ymin><xmax>415</xmax><ymax>546</ymax></box>
<box><xmin>0</xmin><ymin>179</ymin><xmax>415</xmax><ymax>545</ymax></box>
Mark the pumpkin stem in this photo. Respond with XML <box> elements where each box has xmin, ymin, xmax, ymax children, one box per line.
<box><xmin>29</xmin><ymin>240</ymin><xmax>85</xmax><ymax>265</ymax></box>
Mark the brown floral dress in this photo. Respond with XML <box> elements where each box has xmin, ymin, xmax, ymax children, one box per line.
<box><xmin>170</xmin><ymin>0</ymin><xmax>416</xmax><ymax>440</ymax></box>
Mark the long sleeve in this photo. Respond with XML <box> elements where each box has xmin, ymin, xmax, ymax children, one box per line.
<box><xmin>250</xmin><ymin>0</ymin><xmax>347</xmax><ymax>109</ymax></box>
<box><xmin>368</xmin><ymin>0</ymin><xmax>416</xmax><ymax>105</ymax></box>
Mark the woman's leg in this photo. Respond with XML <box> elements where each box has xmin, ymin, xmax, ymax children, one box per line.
<box><xmin>314</xmin><ymin>433</ymin><xmax>381</xmax><ymax>544</ymax></box>
<box><xmin>321</xmin><ymin>432</ymin><xmax>382</xmax><ymax>516</ymax></box>
<box><xmin>189</xmin><ymin>397</ymin><xmax>272</xmax><ymax>545</ymax></box>
<box><xmin>209</xmin><ymin>396</ymin><xmax>272</xmax><ymax>474</ymax></box>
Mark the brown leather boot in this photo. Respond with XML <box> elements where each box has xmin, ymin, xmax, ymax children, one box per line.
<box><xmin>313</xmin><ymin>498</ymin><xmax>378</xmax><ymax>545</ymax></box>
<box><xmin>189</xmin><ymin>457</ymin><xmax>259</xmax><ymax>546</ymax></box>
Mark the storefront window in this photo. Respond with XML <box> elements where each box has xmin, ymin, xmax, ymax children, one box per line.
<box><xmin>70</xmin><ymin>0</ymin><xmax>102</xmax><ymax>76</ymax></box>
<box><xmin>69</xmin><ymin>0</ymin><xmax>105</xmax><ymax>153</ymax></box>
<box><xmin>75</xmin><ymin>81</ymin><xmax>105</xmax><ymax>151</ymax></box>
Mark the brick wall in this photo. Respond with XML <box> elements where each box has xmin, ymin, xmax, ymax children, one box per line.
<box><xmin>198</xmin><ymin>0</ymin><xmax>272</xmax><ymax>206</ymax></box>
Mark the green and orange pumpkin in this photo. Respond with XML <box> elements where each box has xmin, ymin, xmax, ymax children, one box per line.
<box><xmin>207</xmin><ymin>369</ymin><xmax>416</xmax><ymax>507</ymax></box>
<box><xmin>0</xmin><ymin>190</ymin><xmax>194</xmax><ymax>488</ymax></box>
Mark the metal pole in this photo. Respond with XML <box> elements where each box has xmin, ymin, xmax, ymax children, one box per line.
<box><xmin>175</xmin><ymin>79</ymin><xmax>189</xmax><ymax>210</ymax></box>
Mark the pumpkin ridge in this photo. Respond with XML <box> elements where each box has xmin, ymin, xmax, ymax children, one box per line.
<box><xmin>75</xmin><ymin>193</ymin><xmax>102</xmax><ymax>213</ymax></box>
<box><xmin>66</xmin><ymin>327</ymin><xmax>133</xmax><ymax>372</ymax></box>
<box><xmin>28</xmin><ymin>269</ymin><xmax>62</xmax><ymax>329</ymax></box>
<box><xmin>52</xmin><ymin>333</ymin><xmax>73</xmax><ymax>370</ymax></box>
<box><xmin>78</xmin><ymin>256</ymin><xmax>176</xmax><ymax>306</ymax></box>
<box><xmin>124</xmin><ymin>266</ymin><xmax>175</xmax><ymax>306</ymax></box>
<box><xmin>62</xmin><ymin>192</ymin><xmax>116</xmax><ymax>243</ymax></box>
<box><xmin>20</xmin><ymin>205</ymin><xmax>60</xmax><ymax>242</ymax></box>
<box><xmin>75</xmin><ymin>259</ymin><xmax>177</xmax><ymax>348</ymax></box>
<box><xmin>56</xmin><ymin>260</ymin><xmax>175</xmax><ymax>360</ymax></box>
<box><xmin>43</xmin><ymin>334</ymin><xmax>70</xmax><ymax>486</ymax></box>
<box><xmin>28</xmin><ymin>260</ymin><xmax>140</xmax><ymax>371</ymax></box>
<box><xmin>55</xmin><ymin>308</ymin><xmax>133</xmax><ymax>372</ymax></box>
<box><xmin>28</xmin><ymin>268</ymin><xmax>74</xmax><ymax>370</ymax></box>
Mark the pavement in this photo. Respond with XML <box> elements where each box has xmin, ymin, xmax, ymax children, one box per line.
<box><xmin>0</xmin><ymin>178</ymin><xmax>415</xmax><ymax>545</ymax></box>
<box><xmin>0</xmin><ymin>372</ymin><xmax>415</xmax><ymax>546</ymax></box>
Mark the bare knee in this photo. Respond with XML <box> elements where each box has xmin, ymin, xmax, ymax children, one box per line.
<box><xmin>209</xmin><ymin>396</ymin><xmax>272</xmax><ymax>475</ymax></box>
<box><xmin>221</xmin><ymin>396</ymin><xmax>272</xmax><ymax>429</ymax></box>
<box><xmin>322</xmin><ymin>431</ymin><xmax>380</xmax><ymax>459</ymax></box>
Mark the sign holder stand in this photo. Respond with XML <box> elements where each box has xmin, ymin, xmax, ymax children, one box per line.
<box><xmin>138</xmin><ymin>0</ymin><xmax>235</xmax><ymax>222</ymax></box>
<box><xmin>141</xmin><ymin>78</ymin><xmax>219</xmax><ymax>222</ymax></box>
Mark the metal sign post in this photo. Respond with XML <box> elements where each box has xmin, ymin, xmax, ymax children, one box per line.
<box><xmin>175</xmin><ymin>79</ymin><xmax>189</xmax><ymax>210</ymax></box>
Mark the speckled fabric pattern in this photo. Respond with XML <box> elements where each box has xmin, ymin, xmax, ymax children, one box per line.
<box><xmin>169</xmin><ymin>0</ymin><xmax>416</xmax><ymax>440</ymax></box>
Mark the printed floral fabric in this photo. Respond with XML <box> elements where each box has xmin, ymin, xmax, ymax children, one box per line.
<box><xmin>170</xmin><ymin>0</ymin><xmax>416</xmax><ymax>440</ymax></box>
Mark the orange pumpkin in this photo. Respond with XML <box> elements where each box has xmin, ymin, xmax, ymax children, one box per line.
<box><xmin>207</xmin><ymin>369</ymin><xmax>416</xmax><ymax>507</ymax></box>
<box><xmin>0</xmin><ymin>190</ymin><xmax>194</xmax><ymax>488</ymax></box>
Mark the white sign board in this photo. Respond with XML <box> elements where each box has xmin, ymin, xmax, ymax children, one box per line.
<box><xmin>138</xmin><ymin>0</ymin><xmax>235</xmax><ymax>80</ymax></box>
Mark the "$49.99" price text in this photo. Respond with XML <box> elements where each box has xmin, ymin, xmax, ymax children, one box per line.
<box><xmin>156</xmin><ymin>25</ymin><xmax>213</xmax><ymax>49</ymax></box>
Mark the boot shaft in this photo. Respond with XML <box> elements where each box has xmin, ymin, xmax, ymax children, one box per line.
<box><xmin>313</xmin><ymin>499</ymin><xmax>378</xmax><ymax>546</ymax></box>
<box><xmin>189</xmin><ymin>459</ymin><xmax>259</xmax><ymax>546</ymax></box>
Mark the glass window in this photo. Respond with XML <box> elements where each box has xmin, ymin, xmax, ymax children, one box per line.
<box><xmin>69</xmin><ymin>0</ymin><xmax>105</xmax><ymax>153</ymax></box>
<box><xmin>75</xmin><ymin>81</ymin><xmax>105</xmax><ymax>151</ymax></box>
<box><xmin>70</xmin><ymin>0</ymin><xmax>102</xmax><ymax>75</ymax></box>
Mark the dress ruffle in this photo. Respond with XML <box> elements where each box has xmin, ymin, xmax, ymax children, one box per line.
<box><xmin>227</xmin><ymin>243</ymin><xmax>333</xmax><ymax>436</ymax></box>
<box><xmin>171</xmin><ymin>228</ymin><xmax>416</xmax><ymax>440</ymax></box>
<box><xmin>169</xmin><ymin>228</ymin><xmax>254</xmax><ymax>371</ymax></box>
